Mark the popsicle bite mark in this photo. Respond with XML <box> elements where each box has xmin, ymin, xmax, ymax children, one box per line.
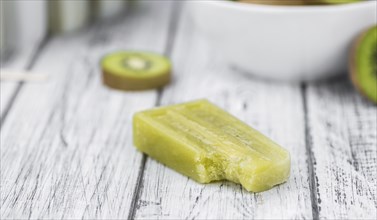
<box><xmin>196</xmin><ymin>150</ymin><xmax>290</xmax><ymax>192</ymax></box>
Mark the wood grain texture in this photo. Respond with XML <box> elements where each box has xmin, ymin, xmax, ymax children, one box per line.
<box><xmin>0</xmin><ymin>2</ymin><xmax>173</xmax><ymax>219</ymax></box>
<box><xmin>1</xmin><ymin>45</ymin><xmax>44</xmax><ymax>121</ymax></box>
<box><xmin>306</xmin><ymin>79</ymin><xmax>377</xmax><ymax>219</ymax></box>
<box><xmin>133</xmin><ymin>6</ymin><xmax>313</xmax><ymax>219</ymax></box>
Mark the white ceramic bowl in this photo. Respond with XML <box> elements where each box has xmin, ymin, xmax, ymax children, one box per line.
<box><xmin>189</xmin><ymin>1</ymin><xmax>376</xmax><ymax>81</ymax></box>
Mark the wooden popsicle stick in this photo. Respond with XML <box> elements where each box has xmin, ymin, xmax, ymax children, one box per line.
<box><xmin>0</xmin><ymin>70</ymin><xmax>49</xmax><ymax>82</ymax></box>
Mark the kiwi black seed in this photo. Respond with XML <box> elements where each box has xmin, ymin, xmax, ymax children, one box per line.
<box><xmin>101</xmin><ymin>51</ymin><xmax>171</xmax><ymax>91</ymax></box>
<box><xmin>349</xmin><ymin>26</ymin><xmax>377</xmax><ymax>104</ymax></box>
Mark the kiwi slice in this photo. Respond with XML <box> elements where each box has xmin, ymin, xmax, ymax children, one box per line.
<box><xmin>101</xmin><ymin>51</ymin><xmax>171</xmax><ymax>91</ymax></box>
<box><xmin>350</xmin><ymin>26</ymin><xmax>377</xmax><ymax>104</ymax></box>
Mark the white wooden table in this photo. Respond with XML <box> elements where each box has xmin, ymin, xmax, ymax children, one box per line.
<box><xmin>1</xmin><ymin>2</ymin><xmax>376</xmax><ymax>219</ymax></box>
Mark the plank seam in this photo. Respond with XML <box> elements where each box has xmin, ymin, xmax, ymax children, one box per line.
<box><xmin>301</xmin><ymin>83</ymin><xmax>320</xmax><ymax>220</ymax></box>
<box><xmin>127</xmin><ymin>154</ymin><xmax>147</xmax><ymax>220</ymax></box>
<box><xmin>127</xmin><ymin>2</ymin><xmax>183</xmax><ymax>219</ymax></box>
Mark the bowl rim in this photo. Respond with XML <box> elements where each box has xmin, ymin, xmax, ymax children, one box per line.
<box><xmin>201</xmin><ymin>0</ymin><xmax>376</xmax><ymax>13</ymax></box>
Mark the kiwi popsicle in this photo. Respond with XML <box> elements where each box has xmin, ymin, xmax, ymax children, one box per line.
<box><xmin>133</xmin><ymin>99</ymin><xmax>290</xmax><ymax>192</ymax></box>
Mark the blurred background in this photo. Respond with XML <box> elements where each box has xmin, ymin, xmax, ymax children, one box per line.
<box><xmin>1</xmin><ymin>0</ymin><xmax>375</xmax><ymax>82</ymax></box>
<box><xmin>1</xmin><ymin>0</ymin><xmax>129</xmax><ymax>60</ymax></box>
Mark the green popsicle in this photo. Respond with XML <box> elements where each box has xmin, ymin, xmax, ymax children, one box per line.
<box><xmin>133</xmin><ymin>99</ymin><xmax>290</xmax><ymax>192</ymax></box>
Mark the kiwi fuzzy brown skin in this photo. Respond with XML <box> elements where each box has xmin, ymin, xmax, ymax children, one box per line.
<box><xmin>102</xmin><ymin>70</ymin><xmax>171</xmax><ymax>91</ymax></box>
<box><xmin>349</xmin><ymin>27</ymin><xmax>377</xmax><ymax>104</ymax></box>
<box><xmin>313</xmin><ymin>0</ymin><xmax>361</xmax><ymax>4</ymax></box>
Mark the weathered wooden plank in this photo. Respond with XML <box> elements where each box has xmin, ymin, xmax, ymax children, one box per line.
<box><xmin>306</xmin><ymin>79</ymin><xmax>377</xmax><ymax>219</ymax></box>
<box><xmin>134</xmin><ymin>6</ymin><xmax>313</xmax><ymax>219</ymax></box>
<box><xmin>1</xmin><ymin>45</ymin><xmax>44</xmax><ymax>120</ymax></box>
<box><xmin>0</xmin><ymin>2</ymin><xmax>174</xmax><ymax>219</ymax></box>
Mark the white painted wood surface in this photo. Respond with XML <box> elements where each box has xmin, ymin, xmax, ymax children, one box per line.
<box><xmin>1</xmin><ymin>1</ymin><xmax>376</xmax><ymax>220</ymax></box>
<box><xmin>306</xmin><ymin>80</ymin><xmax>377</xmax><ymax>219</ymax></box>
<box><xmin>1</xmin><ymin>45</ymin><xmax>42</xmax><ymax>120</ymax></box>
<box><xmin>1</xmin><ymin>2</ymin><xmax>173</xmax><ymax>219</ymax></box>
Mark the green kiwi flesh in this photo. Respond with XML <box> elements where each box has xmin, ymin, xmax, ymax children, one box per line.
<box><xmin>350</xmin><ymin>26</ymin><xmax>377</xmax><ymax>104</ymax></box>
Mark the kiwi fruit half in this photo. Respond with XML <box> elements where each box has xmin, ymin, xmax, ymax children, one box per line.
<box><xmin>101</xmin><ymin>51</ymin><xmax>171</xmax><ymax>91</ymax></box>
<box><xmin>350</xmin><ymin>26</ymin><xmax>377</xmax><ymax>104</ymax></box>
